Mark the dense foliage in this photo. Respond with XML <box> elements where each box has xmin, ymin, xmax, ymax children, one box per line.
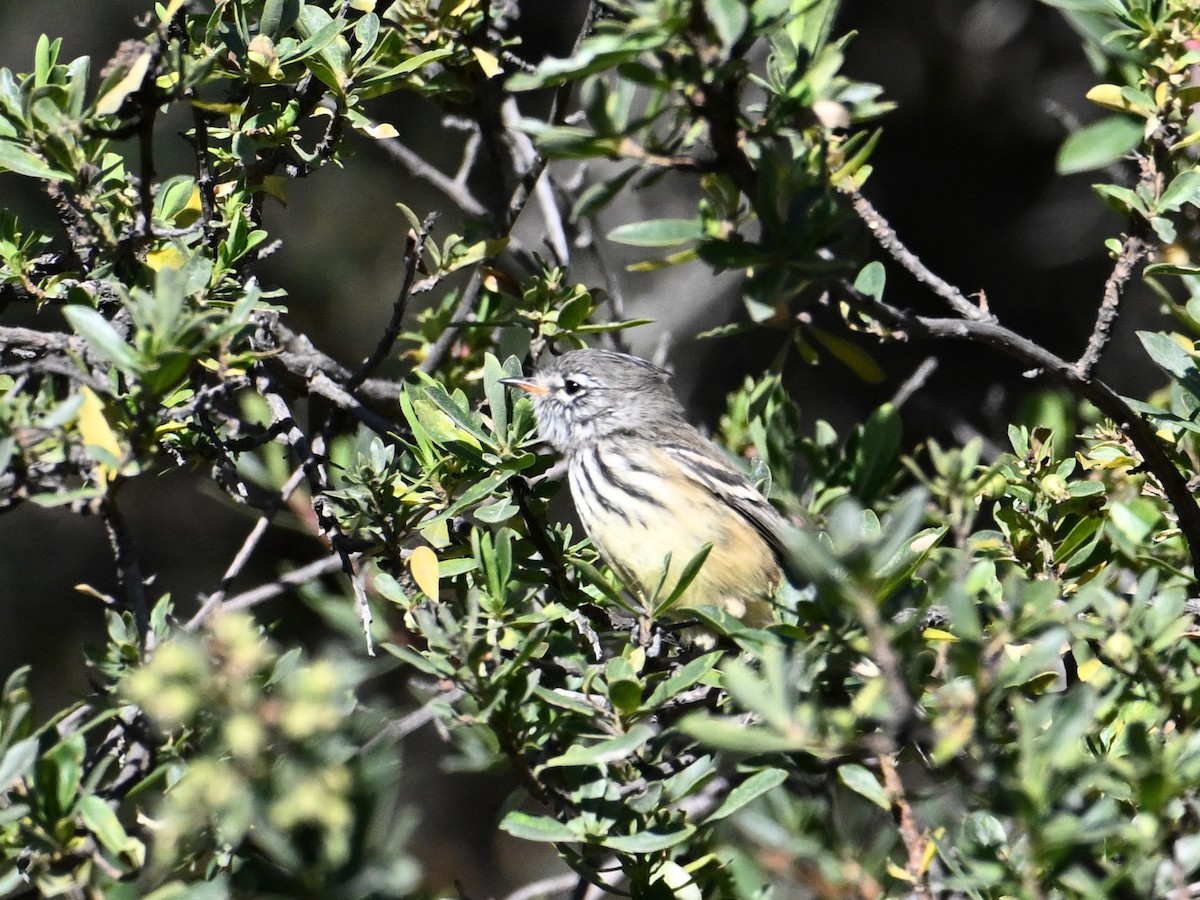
<box><xmin>3</xmin><ymin>0</ymin><xmax>1200</xmax><ymax>897</ymax></box>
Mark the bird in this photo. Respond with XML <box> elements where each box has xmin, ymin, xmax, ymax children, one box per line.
<box><xmin>501</xmin><ymin>348</ymin><xmax>791</xmax><ymax>629</ymax></box>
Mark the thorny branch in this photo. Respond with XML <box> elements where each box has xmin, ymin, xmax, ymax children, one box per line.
<box><xmin>848</xmin><ymin>190</ymin><xmax>993</xmax><ymax>322</ymax></box>
<box><xmin>260</xmin><ymin>385</ymin><xmax>377</xmax><ymax>654</ymax></box>
<box><xmin>102</xmin><ymin>496</ymin><xmax>153</xmax><ymax>651</ymax></box>
<box><xmin>1075</xmin><ymin>231</ymin><xmax>1149</xmax><ymax>379</ymax></box>
<box><xmin>347</xmin><ymin>215</ymin><xmax>436</xmax><ymax>391</ymax></box>
<box><xmin>185</xmin><ymin>464</ymin><xmax>309</xmax><ymax>632</ymax></box>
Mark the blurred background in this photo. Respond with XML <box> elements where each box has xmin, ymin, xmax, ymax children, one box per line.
<box><xmin>0</xmin><ymin>0</ymin><xmax>1160</xmax><ymax>893</ymax></box>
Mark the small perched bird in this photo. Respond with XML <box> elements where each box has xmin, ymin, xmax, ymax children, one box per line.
<box><xmin>502</xmin><ymin>349</ymin><xmax>791</xmax><ymax>627</ymax></box>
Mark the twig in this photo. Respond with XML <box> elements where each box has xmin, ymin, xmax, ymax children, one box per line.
<box><xmin>847</xmin><ymin>190</ymin><xmax>994</xmax><ymax>323</ymax></box>
<box><xmin>502</xmin><ymin>873</ymin><xmax>581</xmax><ymax>900</ymax></box>
<box><xmin>501</xmin><ymin>97</ymin><xmax>569</xmax><ymax>265</ymax></box>
<box><xmin>101</xmin><ymin>497</ymin><xmax>153</xmax><ymax>651</ymax></box>
<box><xmin>1074</xmin><ymin>233</ymin><xmax>1149</xmax><ymax>378</ymax></box>
<box><xmin>347</xmin><ymin>215</ymin><xmax>435</xmax><ymax>391</ymax></box>
<box><xmin>188</xmin><ymin>96</ymin><xmax>216</xmax><ymax>243</ymax></box>
<box><xmin>890</xmin><ymin>357</ymin><xmax>938</xmax><ymax>409</ymax></box>
<box><xmin>373</xmin><ymin>123</ymin><xmax>488</xmax><ymax>217</ymax></box>
<box><xmin>418</xmin><ymin>270</ymin><xmax>484</xmax><ymax>376</ymax></box>
<box><xmin>220</xmin><ymin>554</ymin><xmax>346</xmax><ymax>614</ymax></box>
<box><xmin>263</xmin><ymin>388</ymin><xmax>377</xmax><ymax>653</ymax></box>
<box><xmin>308</xmin><ymin>371</ymin><xmax>400</xmax><ymax>437</ymax></box>
<box><xmin>267</xmin><ymin>320</ymin><xmax>407</xmax><ymax>407</ymax></box>
<box><xmin>872</xmin><ymin>740</ymin><xmax>932</xmax><ymax>900</ymax></box>
<box><xmin>185</xmin><ymin>465</ymin><xmax>308</xmax><ymax>631</ymax></box>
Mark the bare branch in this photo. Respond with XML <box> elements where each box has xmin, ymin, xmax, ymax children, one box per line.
<box><xmin>872</xmin><ymin>739</ymin><xmax>932</xmax><ymax>900</ymax></box>
<box><xmin>261</xmin><ymin>387</ymin><xmax>376</xmax><ymax>654</ymax></box>
<box><xmin>102</xmin><ymin>497</ymin><xmax>153</xmax><ymax>651</ymax></box>
<box><xmin>374</xmin><ymin>123</ymin><xmax>488</xmax><ymax>217</ymax></box>
<box><xmin>347</xmin><ymin>216</ymin><xmax>435</xmax><ymax>391</ymax></box>
<box><xmin>220</xmin><ymin>554</ymin><xmax>346</xmax><ymax>614</ymax></box>
<box><xmin>417</xmin><ymin>270</ymin><xmax>484</xmax><ymax>376</ymax></box>
<box><xmin>185</xmin><ymin>465</ymin><xmax>309</xmax><ymax>632</ymax></box>
<box><xmin>1074</xmin><ymin>232</ymin><xmax>1149</xmax><ymax>378</ymax></box>
<box><xmin>847</xmin><ymin>189</ymin><xmax>994</xmax><ymax>322</ymax></box>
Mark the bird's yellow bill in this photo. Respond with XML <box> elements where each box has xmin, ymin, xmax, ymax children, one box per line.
<box><xmin>500</xmin><ymin>376</ymin><xmax>549</xmax><ymax>395</ymax></box>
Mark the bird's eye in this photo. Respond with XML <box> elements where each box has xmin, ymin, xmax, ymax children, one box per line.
<box><xmin>562</xmin><ymin>378</ymin><xmax>583</xmax><ymax>396</ymax></box>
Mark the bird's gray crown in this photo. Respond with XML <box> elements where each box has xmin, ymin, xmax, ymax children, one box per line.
<box><xmin>523</xmin><ymin>349</ymin><xmax>687</xmax><ymax>454</ymax></box>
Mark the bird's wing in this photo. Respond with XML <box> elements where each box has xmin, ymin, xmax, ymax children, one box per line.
<box><xmin>657</xmin><ymin>439</ymin><xmax>792</xmax><ymax>570</ymax></box>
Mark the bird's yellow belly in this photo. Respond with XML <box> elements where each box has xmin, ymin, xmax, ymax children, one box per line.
<box><xmin>573</xmin><ymin>472</ymin><xmax>779</xmax><ymax>626</ymax></box>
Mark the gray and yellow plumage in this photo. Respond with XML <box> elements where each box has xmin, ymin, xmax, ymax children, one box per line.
<box><xmin>503</xmin><ymin>349</ymin><xmax>789</xmax><ymax>626</ymax></box>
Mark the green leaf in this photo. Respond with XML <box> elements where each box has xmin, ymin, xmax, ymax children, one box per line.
<box><xmin>42</xmin><ymin>732</ymin><xmax>85</xmax><ymax>817</ymax></box>
<box><xmin>1137</xmin><ymin>331</ymin><xmax>1200</xmax><ymax>399</ymax></box>
<box><xmin>838</xmin><ymin>764</ymin><xmax>890</xmax><ymax>810</ymax></box>
<box><xmin>541</xmin><ymin>723</ymin><xmax>655</xmax><ymax>769</ymax></box>
<box><xmin>680</xmin><ymin>713</ymin><xmax>818</xmax><ymax>754</ymax></box>
<box><xmin>608</xmin><ymin>218</ymin><xmax>704</xmax><ymax>247</ymax></box>
<box><xmin>704</xmin><ymin>768</ymin><xmax>789</xmax><ymax>822</ymax></box>
<box><xmin>0</xmin><ymin>737</ymin><xmax>37</xmax><ymax>791</ymax></box>
<box><xmin>410</xmin><ymin>374</ymin><xmax>495</xmax><ymax>449</ymax></box>
<box><xmin>1158</xmin><ymin>170</ymin><xmax>1200</xmax><ymax>213</ymax></box>
<box><xmin>1055</xmin><ymin>116</ymin><xmax>1141</xmax><ymax>174</ymax></box>
<box><xmin>483</xmin><ymin>353</ymin><xmax>509</xmax><ymax>440</ymax></box>
<box><xmin>571</xmin><ymin>167</ymin><xmax>637</xmax><ymax>221</ymax></box>
<box><xmin>261</xmin><ymin>0</ymin><xmax>302</xmax><ymax>41</ymax></box>
<box><xmin>652</xmin><ymin>543</ymin><xmax>712</xmax><ymax>618</ymax></box>
<box><xmin>506</xmin><ymin>32</ymin><xmax>671</xmax><ymax>91</ymax></box>
<box><xmin>1093</xmin><ymin>183</ymin><xmax>1147</xmax><ymax>217</ymax></box>
<box><xmin>851</xmin><ymin>403</ymin><xmax>901</xmax><ymax>502</ymax></box>
<box><xmin>499</xmin><ymin>811</ymin><xmax>580</xmax><ymax>843</ymax></box>
<box><xmin>643</xmin><ymin>651</ymin><xmax>722</xmax><ymax>709</ymax></box>
<box><xmin>704</xmin><ymin>0</ymin><xmax>749</xmax><ymax>52</ymax></box>
<box><xmin>0</xmin><ymin>140</ymin><xmax>71</xmax><ymax>181</ymax></box>
<box><xmin>601</xmin><ymin>825</ymin><xmax>696</xmax><ymax>854</ymax></box>
<box><xmin>78</xmin><ymin>794</ymin><xmax>140</xmax><ymax>856</ymax></box>
<box><xmin>854</xmin><ymin>260</ymin><xmax>892</xmax><ymax>303</ymax></box>
<box><xmin>63</xmin><ymin>305</ymin><xmax>141</xmax><ymax>374</ymax></box>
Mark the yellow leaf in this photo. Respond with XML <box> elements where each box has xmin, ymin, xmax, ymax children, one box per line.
<box><xmin>78</xmin><ymin>386</ymin><xmax>123</xmax><ymax>484</ymax></box>
<box><xmin>173</xmin><ymin>185</ymin><xmax>203</xmax><ymax>228</ymax></box>
<box><xmin>358</xmin><ymin>120</ymin><xmax>399</xmax><ymax>139</ymax></box>
<box><xmin>145</xmin><ymin>245</ymin><xmax>186</xmax><ymax>271</ymax></box>
<box><xmin>1003</xmin><ymin>642</ymin><xmax>1030</xmax><ymax>662</ymax></box>
<box><xmin>1172</xmin><ymin>128</ymin><xmax>1200</xmax><ymax>153</ymax></box>
<box><xmin>1076</xmin><ymin>658</ymin><xmax>1104</xmax><ymax>682</ymax></box>
<box><xmin>886</xmin><ymin>860</ymin><xmax>915</xmax><ymax>883</ymax></box>
<box><xmin>920</xmin><ymin>831</ymin><xmax>940</xmax><ymax>874</ymax></box>
<box><xmin>96</xmin><ymin>50</ymin><xmax>152</xmax><ymax>116</ymax></box>
<box><xmin>472</xmin><ymin>48</ymin><xmax>502</xmax><ymax>79</ymax></box>
<box><xmin>923</xmin><ymin>627</ymin><xmax>958</xmax><ymax>643</ymax></box>
<box><xmin>1085</xmin><ymin>83</ymin><xmax>1151</xmax><ymax>116</ymax></box>
<box><xmin>450</xmin><ymin>0</ymin><xmax>480</xmax><ymax>15</ymax></box>
<box><xmin>809</xmin><ymin>325</ymin><xmax>886</xmax><ymax>383</ymax></box>
<box><xmin>410</xmin><ymin>546</ymin><xmax>440</xmax><ymax>598</ymax></box>
<box><xmin>247</xmin><ymin>34</ymin><xmax>281</xmax><ymax>80</ymax></box>
<box><xmin>190</xmin><ymin>100</ymin><xmax>245</xmax><ymax>115</ymax></box>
